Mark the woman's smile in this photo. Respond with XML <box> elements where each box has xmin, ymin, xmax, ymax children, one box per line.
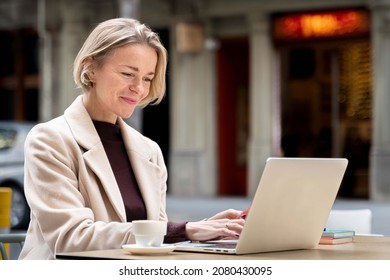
<box><xmin>120</xmin><ymin>96</ymin><xmax>138</xmax><ymax>105</ymax></box>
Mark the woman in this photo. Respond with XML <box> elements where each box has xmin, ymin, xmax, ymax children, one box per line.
<box><xmin>19</xmin><ymin>18</ymin><xmax>244</xmax><ymax>260</ymax></box>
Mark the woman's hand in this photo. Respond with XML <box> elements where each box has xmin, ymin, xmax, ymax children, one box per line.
<box><xmin>185</xmin><ymin>209</ymin><xmax>245</xmax><ymax>241</ymax></box>
<box><xmin>207</xmin><ymin>209</ymin><xmax>243</xmax><ymax>220</ymax></box>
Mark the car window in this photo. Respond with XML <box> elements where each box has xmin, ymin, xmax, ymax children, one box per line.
<box><xmin>0</xmin><ymin>128</ymin><xmax>17</xmax><ymax>150</ymax></box>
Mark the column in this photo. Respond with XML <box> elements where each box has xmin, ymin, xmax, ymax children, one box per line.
<box><xmin>169</xmin><ymin>21</ymin><xmax>217</xmax><ymax>196</ymax></box>
<box><xmin>247</xmin><ymin>12</ymin><xmax>276</xmax><ymax>197</ymax></box>
<box><xmin>370</xmin><ymin>0</ymin><xmax>390</xmax><ymax>201</ymax></box>
<box><xmin>37</xmin><ymin>0</ymin><xmax>61</xmax><ymax>121</ymax></box>
<box><xmin>59</xmin><ymin>0</ymin><xmax>96</xmax><ymax>115</ymax></box>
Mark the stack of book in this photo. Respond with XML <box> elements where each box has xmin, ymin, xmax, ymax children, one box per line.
<box><xmin>319</xmin><ymin>229</ymin><xmax>355</xmax><ymax>245</ymax></box>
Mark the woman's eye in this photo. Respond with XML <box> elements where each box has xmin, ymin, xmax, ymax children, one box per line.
<box><xmin>121</xmin><ymin>72</ymin><xmax>133</xmax><ymax>77</ymax></box>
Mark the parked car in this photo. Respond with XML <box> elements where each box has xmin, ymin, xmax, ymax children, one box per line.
<box><xmin>0</xmin><ymin>121</ymin><xmax>35</xmax><ymax>229</ymax></box>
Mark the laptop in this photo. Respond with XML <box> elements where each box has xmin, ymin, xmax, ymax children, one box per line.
<box><xmin>174</xmin><ymin>157</ymin><xmax>348</xmax><ymax>254</ymax></box>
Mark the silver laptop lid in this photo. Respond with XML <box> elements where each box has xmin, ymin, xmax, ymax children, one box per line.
<box><xmin>235</xmin><ymin>157</ymin><xmax>348</xmax><ymax>254</ymax></box>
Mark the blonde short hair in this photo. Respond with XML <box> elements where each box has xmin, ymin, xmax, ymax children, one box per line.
<box><xmin>73</xmin><ymin>18</ymin><xmax>167</xmax><ymax>106</ymax></box>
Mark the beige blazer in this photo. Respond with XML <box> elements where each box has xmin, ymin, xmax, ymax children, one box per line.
<box><xmin>19</xmin><ymin>95</ymin><xmax>168</xmax><ymax>259</ymax></box>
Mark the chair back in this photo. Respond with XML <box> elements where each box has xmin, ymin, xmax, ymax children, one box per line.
<box><xmin>326</xmin><ymin>209</ymin><xmax>372</xmax><ymax>235</ymax></box>
<box><xmin>0</xmin><ymin>233</ymin><xmax>26</xmax><ymax>260</ymax></box>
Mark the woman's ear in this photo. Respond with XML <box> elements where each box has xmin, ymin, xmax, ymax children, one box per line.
<box><xmin>84</xmin><ymin>57</ymin><xmax>96</xmax><ymax>82</ymax></box>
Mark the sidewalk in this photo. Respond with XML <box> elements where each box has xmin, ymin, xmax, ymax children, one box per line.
<box><xmin>166</xmin><ymin>195</ymin><xmax>390</xmax><ymax>236</ymax></box>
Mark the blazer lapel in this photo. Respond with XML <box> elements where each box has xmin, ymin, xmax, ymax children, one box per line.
<box><xmin>64</xmin><ymin>95</ymin><xmax>126</xmax><ymax>222</ymax></box>
<box><xmin>82</xmin><ymin>145</ymin><xmax>127</xmax><ymax>222</ymax></box>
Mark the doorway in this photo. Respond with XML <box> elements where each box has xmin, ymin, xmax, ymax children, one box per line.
<box><xmin>279</xmin><ymin>40</ymin><xmax>372</xmax><ymax>198</ymax></box>
<box><xmin>0</xmin><ymin>29</ymin><xmax>39</xmax><ymax>121</ymax></box>
<box><xmin>217</xmin><ymin>38</ymin><xmax>249</xmax><ymax>196</ymax></box>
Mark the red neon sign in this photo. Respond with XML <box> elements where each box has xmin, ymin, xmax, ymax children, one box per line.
<box><xmin>273</xmin><ymin>9</ymin><xmax>370</xmax><ymax>41</ymax></box>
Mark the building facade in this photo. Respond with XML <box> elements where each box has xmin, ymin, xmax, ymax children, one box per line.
<box><xmin>1</xmin><ymin>0</ymin><xmax>390</xmax><ymax>201</ymax></box>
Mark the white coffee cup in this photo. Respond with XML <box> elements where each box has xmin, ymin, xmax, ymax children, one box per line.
<box><xmin>132</xmin><ymin>220</ymin><xmax>167</xmax><ymax>247</ymax></box>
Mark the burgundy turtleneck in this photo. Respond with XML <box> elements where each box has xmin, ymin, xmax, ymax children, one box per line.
<box><xmin>93</xmin><ymin>120</ymin><xmax>187</xmax><ymax>243</ymax></box>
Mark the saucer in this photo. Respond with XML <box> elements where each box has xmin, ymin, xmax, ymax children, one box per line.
<box><xmin>122</xmin><ymin>244</ymin><xmax>176</xmax><ymax>255</ymax></box>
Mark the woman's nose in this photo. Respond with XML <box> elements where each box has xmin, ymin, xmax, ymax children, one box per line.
<box><xmin>129</xmin><ymin>77</ymin><xmax>143</xmax><ymax>94</ymax></box>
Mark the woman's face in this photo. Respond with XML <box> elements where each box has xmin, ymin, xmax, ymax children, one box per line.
<box><xmin>84</xmin><ymin>43</ymin><xmax>158</xmax><ymax>123</ymax></box>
